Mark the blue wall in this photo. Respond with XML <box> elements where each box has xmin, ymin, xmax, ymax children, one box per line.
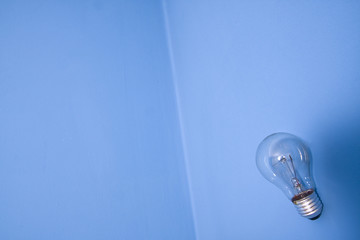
<box><xmin>1</xmin><ymin>0</ymin><xmax>360</xmax><ymax>239</ymax></box>
<box><xmin>164</xmin><ymin>0</ymin><xmax>360</xmax><ymax>239</ymax></box>
<box><xmin>0</xmin><ymin>1</ymin><xmax>195</xmax><ymax>239</ymax></box>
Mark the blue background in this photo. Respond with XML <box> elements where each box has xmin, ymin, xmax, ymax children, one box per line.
<box><xmin>1</xmin><ymin>0</ymin><xmax>360</xmax><ymax>239</ymax></box>
<box><xmin>0</xmin><ymin>1</ymin><xmax>195</xmax><ymax>239</ymax></box>
<box><xmin>164</xmin><ymin>0</ymin><xmax>360</xmax><ymax>239</ymax></box>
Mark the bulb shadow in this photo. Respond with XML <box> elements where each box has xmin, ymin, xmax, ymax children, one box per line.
<box><xmin>316</xmin><ymin>116</ymin><xmax>360</xmax><ymax>233</ymax></box>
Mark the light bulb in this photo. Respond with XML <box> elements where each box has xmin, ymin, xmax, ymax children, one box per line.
<box><xmin>256</xmin><ymin>132</ymin><xmax>323</xmax><ymax>220</ymax></box>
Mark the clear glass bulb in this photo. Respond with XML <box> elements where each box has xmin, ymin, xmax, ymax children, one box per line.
<box><xmin>256</xmin><ymin>132</ymin><xmax>323</xmax><ymax>220</ymax></box>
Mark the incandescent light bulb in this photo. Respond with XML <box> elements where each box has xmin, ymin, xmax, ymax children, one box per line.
<box><xmin>256</xmin><ymin>132</ymin><xmax>323</xmax><ymax>220</ymax></box>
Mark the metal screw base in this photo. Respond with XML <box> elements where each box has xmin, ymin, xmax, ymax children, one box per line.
<box><xmin>292</xmin><ymin>190</ymin><xmax>323</xmax><ymax>220</ymax></box>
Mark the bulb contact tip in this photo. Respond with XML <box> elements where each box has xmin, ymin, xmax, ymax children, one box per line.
<box><xmin>292</xmin><ymin>189</ymin><xmax>323</xmax><ymax>220</ymax></box>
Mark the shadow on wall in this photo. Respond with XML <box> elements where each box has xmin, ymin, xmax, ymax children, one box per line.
<box><xmin>317</xmin><ymin>114</ymin><xmax>360</xmax><ymax>236</ymax></box>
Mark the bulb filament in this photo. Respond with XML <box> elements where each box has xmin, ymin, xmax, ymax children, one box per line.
<box><xmin>279</xmin><ymin>155</ymin><xmax>304</xmax><ymax>193</ymax></box>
